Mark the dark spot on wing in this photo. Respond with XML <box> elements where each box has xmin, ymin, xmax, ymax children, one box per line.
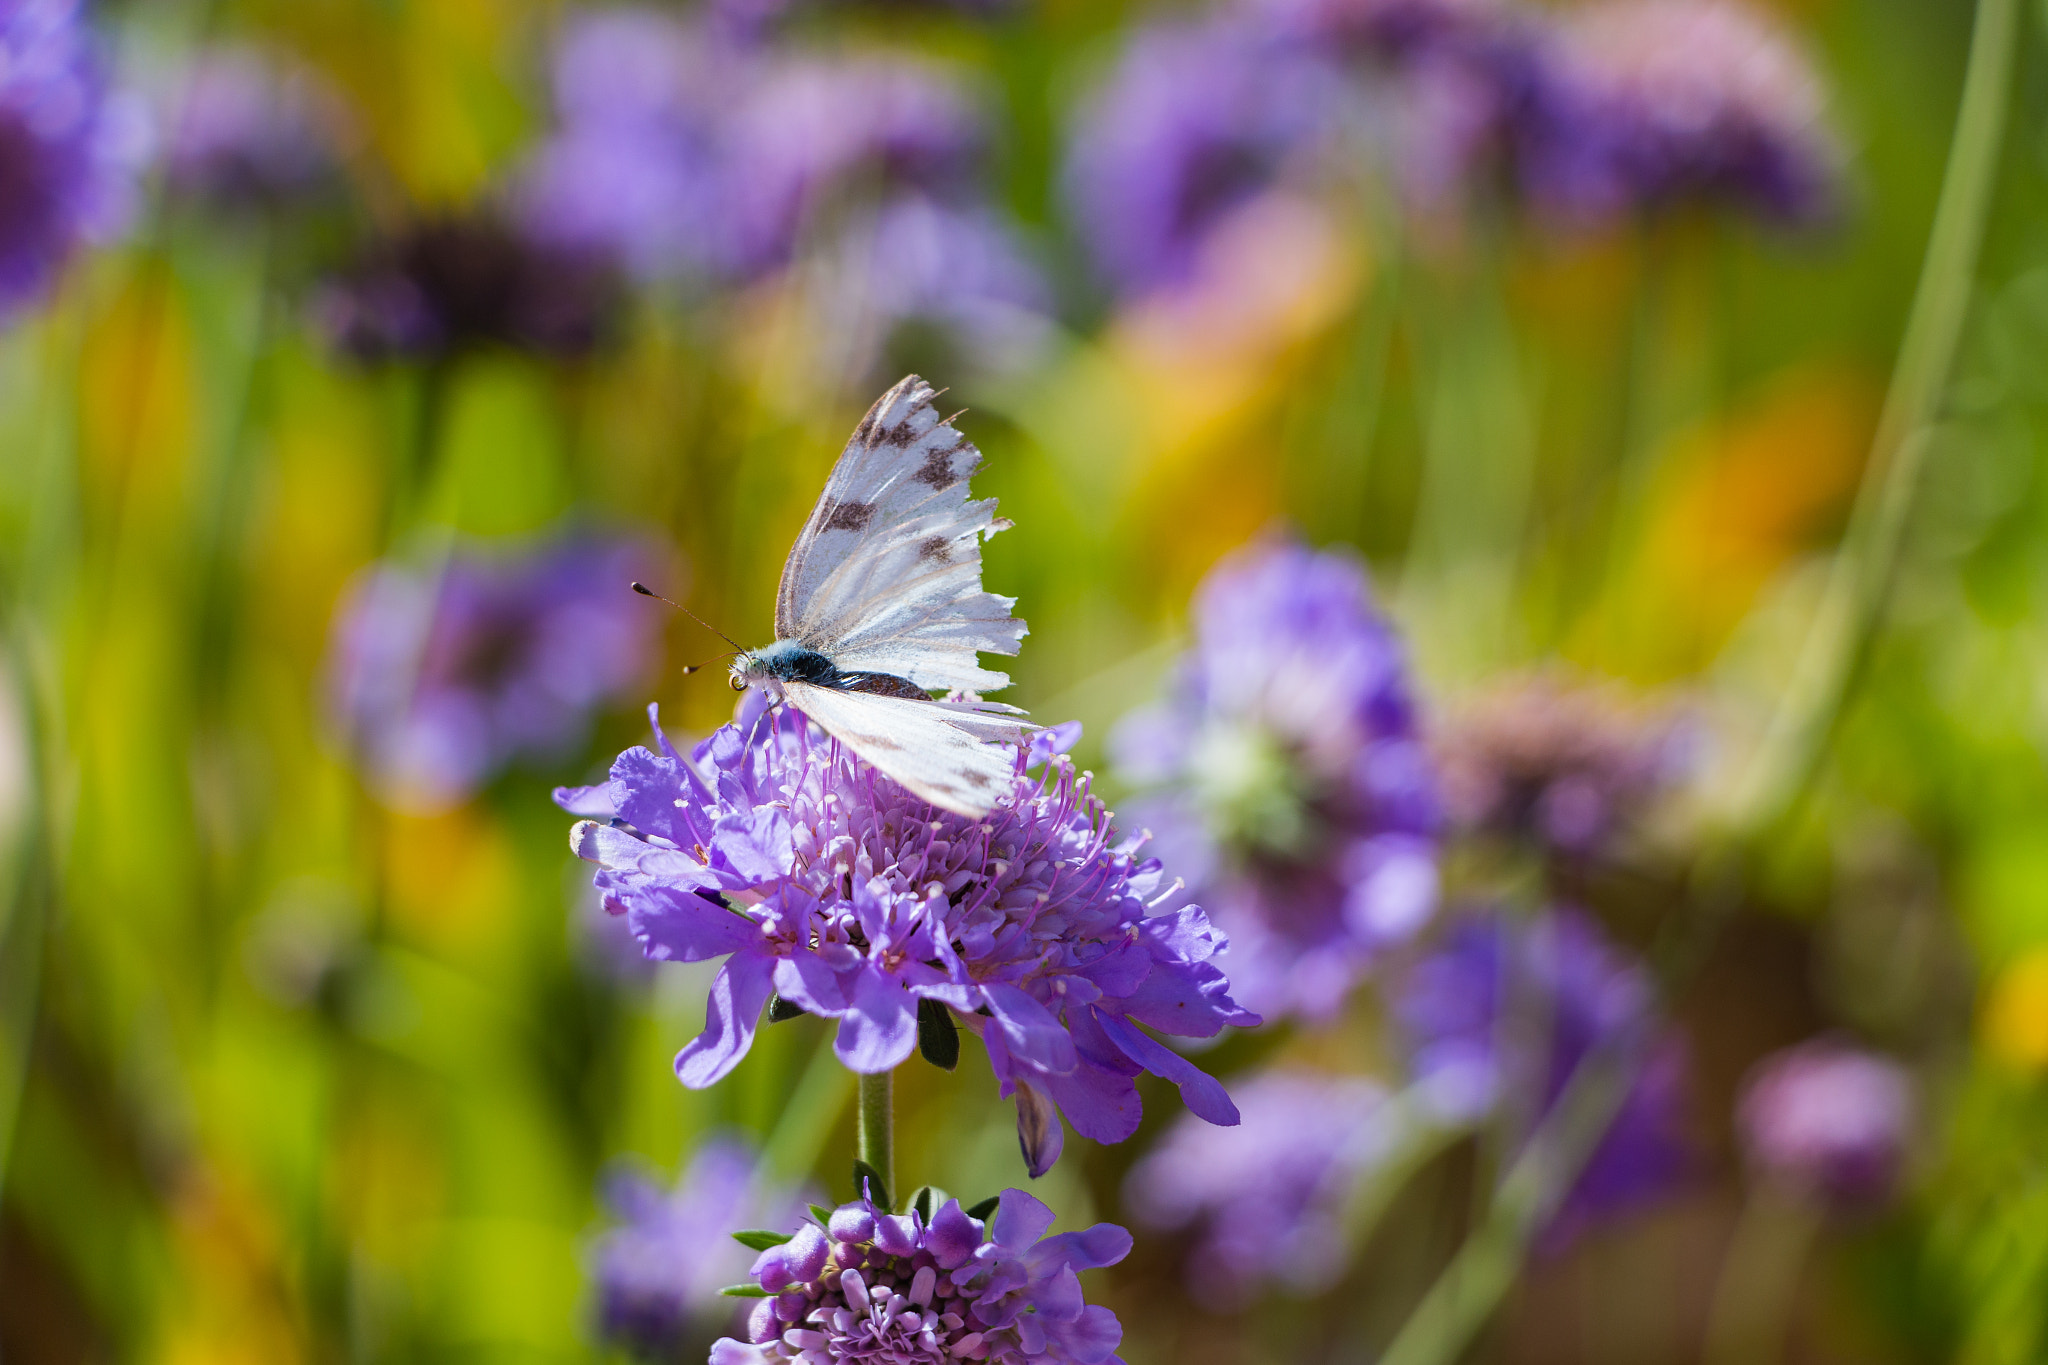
<box><xmin>880</xmin><ymin>418</ymin><xmax>922</xmax><ymax>449</ymax></box>
<box><xmin>823</xmin><ymin>501</ymin><xmax>875</xmax><ymax>532</ymax></box>
<box><xmin>918</xmin><ymin>535</ymin><xmax>952</xmax><ymax>563</ymax></box>
<box><xmin>915</xmin><ymin>444</ymin><xmax>966</xmax><ymax>489</ymax></box>
<box><xmin>963</xmin><ymin>769</ymin><xmax>995</xmax><ymax>789</ymax></box>
<box><xmin>856</xmin><ymin>731</ymin><xmax>905</xmax><ymax>751</ymax></box>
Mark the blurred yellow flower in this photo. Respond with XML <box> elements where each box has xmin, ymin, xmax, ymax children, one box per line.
<box><xmin>1983</xmin><ymin>948</ymin><xmax>2048</xmax><ymax>1072</ymax></box>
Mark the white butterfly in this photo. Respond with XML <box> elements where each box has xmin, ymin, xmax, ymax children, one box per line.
<box><xmin>729</xmin><ymin>375</ymin><xmax>1035</xmax><ymax>817</ymax></box>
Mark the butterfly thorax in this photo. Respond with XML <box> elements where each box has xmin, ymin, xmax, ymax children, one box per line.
<box><xmin>734</xmin><ymin>639</ymin><xmax>932</xmax><ymax>701</ymax></box>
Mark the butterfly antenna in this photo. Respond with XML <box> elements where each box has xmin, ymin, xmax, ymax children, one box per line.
<box><xmin>631</xmin><ymin>582</ymin><xmax>747</xmax><ymax>653</ymax></box>
<box><xmin>680</xmin><ymin>650</ymin><xmax>742</xmax><ymax>676</ymax></box>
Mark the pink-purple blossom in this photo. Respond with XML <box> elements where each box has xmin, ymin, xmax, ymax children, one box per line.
<box><xmin>1737</xmin><ymin>1039</ymin><xmax>1912</xmax><ymax>1209</ymax></box>
<box><xmin>558</xmin><ymin>697</ymin><xmax>1258</xmax><ymax>1177</ymax></box>
<box><xmin>712</xmin><ymin>1188</ymin><xmax>1129</xmax><ymax>1365</ymax></box>
<box><xmin>1113</xmin><ymin>539</ymin><xmax>1441</xmax><ymax>1022</ymax></box>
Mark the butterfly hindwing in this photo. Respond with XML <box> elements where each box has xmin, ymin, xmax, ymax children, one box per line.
<box><xmin>775</xmin><ymin>376</ymin><xmax>1026</xmax><ymax>694</ymax></box>
<box><xmin>783</xmin><ymin>681</ymin><xmax>1028</xmax><ymax>818</ymax></box>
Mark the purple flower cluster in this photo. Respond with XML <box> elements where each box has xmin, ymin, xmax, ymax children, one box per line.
<box><xmin>559</xmin><ymin>698</ymin><xmax>1257</xmax><ymax>1177</ymax></box>
<box><xmin>1125</xmin><ymin>1070</ymin><xmax>1397</xmax><ymax>1303</ymax></box>
<box><xmin>1395</xmin><ymin>906</ymin><xmax>1689</xmax><ymax>1237</ymax></box>
<box><xmin>1064</xmin><ymin>0</ymin><xmax>1837</xmax><ymax>293</ymax></box>
<box><xmin>1062</xmin><ymin>20</ymin><xmax>1336</xmax><ymax>297</ymax></box>
<box><xmin>0</xmin><ymin>0</ymin><xmax>136</xmax><ymax>319</ymax></box>
<box><xmin>161</xmin><ymin>46</ymin><xmax>347</xmax><ymax>214</ymax></box>
<box><xmin>713</xmin><ymin>1189</ymin><xmax>1129</xmax><ymax>1365</ymax></box>
<box><xmin>1436</xmin><ymin>671</ymin><xmax>1693</xmax><ymax>858</ymax></box>
<box><xmin>592</xmin><ymin>1138</ymin><xmax>815</xmax><ymax>1359</ymax></box>
<box><xmin>1737</xmin><ymin>1039</ymin><xmax>1912</xmax><ymax>1210</ymax></box>
<box><xmin>1530</xmin><ymin>0</ymin><xmax>1838</xmax><ymax>226</ymax></box>
<box><xmin>516</xmin><ymin>7</ymin><xmax>1046</xmax><ymax>381</ymax></box>
<box><xmin>330</xmin><ymin>534</ymin><xmax>658</xmax><ymax>812</ymax></box>
<box><xmin>1113</xmin><ymin>539</ymin><xmax>1440</xmax><ymax>1023</ymax></box>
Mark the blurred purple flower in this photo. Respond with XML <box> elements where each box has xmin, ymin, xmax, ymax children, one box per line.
<box><xmin>1245</xmin><ymin>0</ymin><xmax>1501</xmax><ymax>62</ymax></box>
<box><xmin>713</xmin><ymin>1187</ymin><xmax>1129</xmax><ymax>1365</ymax></box>
<box><xmin>811</xmin><ymin>196</ymin><xmax>1051</xmax><ymax>383</ymax></box>
<box><xmin>1737</xmin><ymin>1039</ymin><xmax>1912</xmax><ymax>1209</ymax></box>
<box><xmin>317</xmin><ymin>213</ymin><xmax>619</xmax><ymax>363</ymax></box>
<box><xmin>1522</xmin><ymin>0</ymin><xmax>1839</xmax><ymax>225</ymax></box>
<box><xmin>1113</xmin><ymin>539</ymin><xmax>1441</xmax><ymax>1023</ymax></box>
<box><xmin>1125</xmin><ymin>1070</ymin><xmax>1397</xmax><ymax>1303</ymax></box>
<box><xmin>162</xmin><ymin>46</ymin><xmax>346</xmax><ymax>213</ymax></box>
<box><xmin>0</xmin><ymin>0</ymin><xmax>137</xmax><ymax>318</ymax></box>
<box><xmin>723</xmin><ymin>53</ymin><xmax>986</xmax><ymax>277</ymax></box>
<box><xmin>330</xmin><ymin>534</ymin><xmax>659</xmax><ymax>812</ymax></box>
<box><xmin>1436</xmin><ymin>671</ymin><xmax>1693</xmax><ymax>858</ymax></box>
<box><xmin>517</xmin><ymin>8</ymin><xmax>734</xmax><ymax>281</ymax></box>
<box><xmin>559</xmin><ymin>700</ymin><xmax>1258</xmax><ymax>1177</ymax></box>
<box><xmin>594</xmin><ymin>1137</ymin><xmax>816</xmax><ymax>1360</ymax></box>
<box><xmin>1396</xmin><ymin>906</ymin><xmax>1689</xmax><ymax>1238</ymax></box>
<box><xmin>1064</xmin><ymin>21</ymin><xmax>1332</xmax><ymax>296</ymax></box>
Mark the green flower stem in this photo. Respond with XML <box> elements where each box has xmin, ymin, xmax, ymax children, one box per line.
<box><xmin>857</xmin><ymin>1068</ymin><xmax>895</xmax><ymax>1208</ymax></box>
<box><xmin>1378</xmin><ymin>1039</ymin><xmax>1632</xmax><ymax>1365</ymax></box>
<box><xmin>1737</xmin><ymin>0</ymin><xmax>2019</xmax><ymax>833</ymax></box>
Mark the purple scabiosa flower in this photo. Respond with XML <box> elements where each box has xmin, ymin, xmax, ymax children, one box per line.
<box><xmin>1396</xmin><ymin>906</ymin><xmax>1689</xmax><ymax>1238</ymax></box>
<box><xmin>594</xmin><ymin>1138</ymin><xmax>816</xmax><ymax>1360</ymax></box>
<box><xmin>161</xmin><ymin>46</ymin><xmax>347</xmax><ymax>214</ymax></box>
<box><xmin>1125</xmin><ymin>1071</ymin><xmax>1397</xmax><ymax>1303</ymax></box>
<box><xmin>1063</xmin><ymin>21</ymin><xmax>1334</xmax><ymax>298</ymax></box>
<box><xmin>316</xmin><ymin>212</ymin><xmax>619</xmax><ymax>363</ymax></box>
<box><xmin>516</xmin><ymin>8</ymin><xmax>736</xmax><ymax>282</ymax></box>
<box><xmin>558</xmin><ymin>700</ymin><xmax>1258</xmax><ymax>1178</ymax></box>
<box><xmin>1436</xmin><ymin>671</ymin><xmax>1693</xmax><ymax>859</ymax></box>
<box><xmin>1525</xmin><ymin>0</ymin><xmax>1838</xmax><ymax>225</ymax></box>
<box><xmin>722</xmin><ymin>54</ymin><xmax>986</xmax><ymax>278</ymax></box>
<box><xmin>1737</xmin><ymin>1039</ymin><xmax>1912</xmax><ymax>1210</ymax></box>
<box><xmin>1111</xmin><ymin>539</ymin><xmax>1441</xmax><ymax>1023</ymax></box>
<box><xmin>711</xmin><ymin>1187</ymin><xmax>1129</xmax><ymax>1365</ymax></box>
<box><xmin>330</xmin><ymin>534</ymin><xmax>659</xmax><ymax>812</ymax></box>
<box><xmin>0</xmin><ymin>0</ymin><xmax>137</xmax><ymax>319</ymax></box>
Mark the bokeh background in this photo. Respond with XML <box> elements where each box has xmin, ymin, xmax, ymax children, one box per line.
<box><xmin>2</xmin><ymin>0</ymin><xmax>2046</xmax><ymax>1360</ymax></box>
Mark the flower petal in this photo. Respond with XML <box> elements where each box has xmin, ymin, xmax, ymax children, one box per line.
<box><xmin>675</xmin><ymin>952</ymin><xmax>776</xmax><ymax>1088</ymax></box>
<box><xmin>772</xmin><ymin>950</ymin><xmax>849</xmax><ymax>1014</ymax></box>
<box><xmin>1015</xmin><ymin>1078</ymin><xmax>1065</xmax><ymax>1177</ymax></box>
<box><xmin>991</xmin><ymin>1187</ymin><xmax>1057</xmax><ymax>1249</ymax></box>
<box><xmin>833</xmin><ymin>968</ymin><xmax>919</xmax><ymax>1072</ymax></box>
<box><xmin>982</xmin><ymin>982</ymin><xmax>1078</xmax><ymax>1074</ymax></box>
<box><xmin>1097</xmin><ymin>1012</ymin><xmax>1239</xmax><ymax>1126</ymax></box>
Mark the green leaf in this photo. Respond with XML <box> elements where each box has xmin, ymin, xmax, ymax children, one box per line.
<box><xmin>730</xmin><ymin>1229</ymin><xmax>793</xmax><ymax>1252</ymax></box>
<box><xmin>719</xmin><ymin>1285</ymin><xmax>772</xmax><ymax>1298</ymax></box>
<box><xmin>852</xmin><ymin>1159</ymin><xmax>891</xmax><ymax>1213</ymax></box>
<box><xmin>916</xmin><ymin>998</ymin><xmax>959</xmax><ymax>1071</ymax></box>
<box><xmin>965</xmin><ymin>1195</ymin><xmax>1000</xmax><ymax>1222</ymax></box>
<box><xmin>909</xmin><ymin>1185</ymin><xmax>951</xmax><ymax>1222</ymax></box>
<box><xmin>809</xmin><ymin>1203</ymin><xmax>836</xmax><ymax>1225</ymax></box>
<box><xmin>766</xmin><ymin>993</ymin><xmax>808</xmax><ymax>1024</ymax></box>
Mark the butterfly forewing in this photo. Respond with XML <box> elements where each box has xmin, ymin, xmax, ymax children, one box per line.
<box><xmin>783</xmin><ymin>682</ymin><xmax>1028</xmax><ymax>818</ymax></box>
<box><xmin>775</xmin><ymin>376</ymin><xmax>1026</xmax><ymax>694</ymax></box>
